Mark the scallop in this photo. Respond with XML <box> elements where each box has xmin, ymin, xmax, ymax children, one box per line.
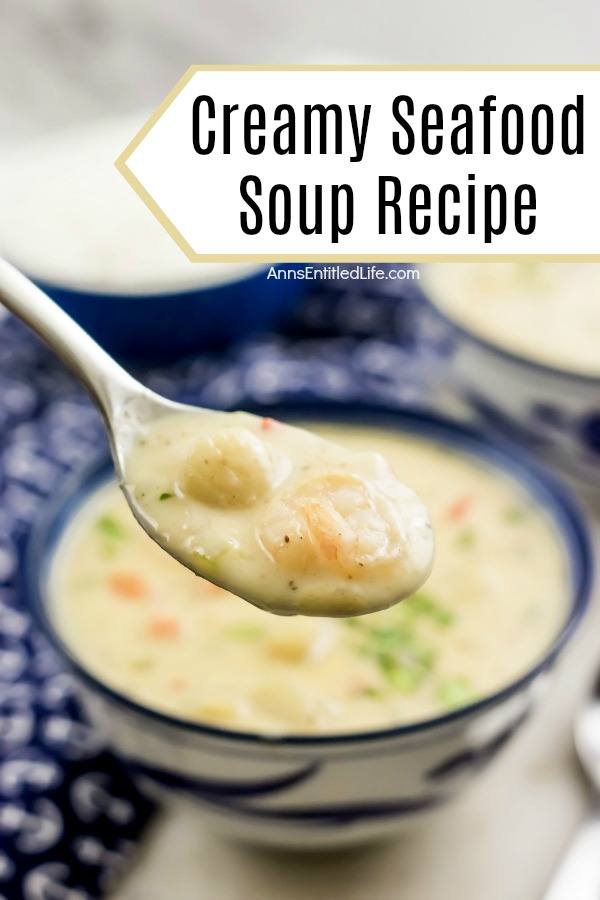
<box><xmin>180</xmin><ymin>426</ymin><xmax>276</xmax><ymax>508</ymax></box>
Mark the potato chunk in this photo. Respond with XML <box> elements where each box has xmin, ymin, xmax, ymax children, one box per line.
<box><xmin>265</xmin><ymin>619</ymin><xmax>334</xmax><ymax>663</ymax></box>
<box><xmin>193</xmin><ymin>697</ymin><xmax>246</xmax><ymax>726</ymax></box>
<box><xmin>252</xmin><ymin>680</ymin><xmax>320</xmax><ymax>728</ymax></box>
<box><xmin>180</xmin><ymin>426</ymin><xmax>275</xmax><ymax>508</ymax></box>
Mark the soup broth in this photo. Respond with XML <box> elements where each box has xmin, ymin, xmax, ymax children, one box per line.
<box><xmin>51</xmin><ymin>424</ymin><xmax>568</xmax><ymax>735</ymax></box>
<box><xmin>424</xmin><ymin>263</ymin><xmax>600</xmax><ymax>376</ymax></box>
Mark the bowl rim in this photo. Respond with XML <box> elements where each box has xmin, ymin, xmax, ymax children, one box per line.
<box><xmin>24</xmin><ymin>401</ymin><xmax>594</xmax><ymax>748</ymax></box>
<box><xmin>32</xmin><ymin>262</ymin><xmax>270</xmax><ymax>301</ymax></box>
<box><xmin>418</xmin><ymin>273</ymin><xmax>600</xmax><ymax>386</ymax></box>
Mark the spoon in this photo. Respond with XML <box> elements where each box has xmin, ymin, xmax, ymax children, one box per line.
<box><xmin>0</xmin><ymin>257</ymin><xmax>197</xmax><ymax>545</ymax></box>
<box><xmin>543</xmin><ymin>671</ymin><xmax>600</xmax><ymax>899</ymax></box>
<box><xmin>0</xmin><ymin>258</ymin><xmax>433</xmax><ymax>616</ymax></box>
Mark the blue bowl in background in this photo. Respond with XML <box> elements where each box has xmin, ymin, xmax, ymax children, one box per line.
<box><xmin>416</xmin><ymin>283</ymin><xmax>600</xmax><ymax>489</ymax></box>
<box><xmin>36</xmin><ymin>264</ymin><xmax>307</xmax><ymax>362</ymax></box>
<box><xmin>25</xmin><ymin>401</ymin><xmax>592</xmax><ymax>849</ymax></box>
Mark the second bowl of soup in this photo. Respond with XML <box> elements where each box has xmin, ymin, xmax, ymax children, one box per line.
<box><xmin>420</xmin><ymin>263</ymin><xmax>600</xmax><ymax>487</ymax></box>
<box><xmin>26</xmin><ymin>403</ymin><xmax>591</xmax><ymax>848</ymax></box>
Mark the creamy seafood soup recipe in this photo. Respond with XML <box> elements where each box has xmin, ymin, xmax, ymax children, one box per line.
<box><xmin>51</xmin><ymin>424</ymin><xmax>568</xmax><ymax>735</ymax></box>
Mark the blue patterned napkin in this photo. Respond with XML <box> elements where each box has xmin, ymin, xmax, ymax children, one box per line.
<box><xmin>0</xmin><ymin>275</ymin><xmax>439</xmax><ymax>899</ymax></box>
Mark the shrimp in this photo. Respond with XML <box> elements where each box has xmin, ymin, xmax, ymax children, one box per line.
<box><xmin>258</xmin><ymin>471</ymin><xmax>411</xmax><ymax>579</ymax></box>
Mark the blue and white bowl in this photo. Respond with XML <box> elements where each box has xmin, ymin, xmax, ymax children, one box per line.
<box><xmin>24</xmin><ymin>403</ymin><xmax>592</xmax><ymax>849</ymax></box>
<box><xmin>417</xmin><ymin>290</ymin><xmax>600</xmax><ymax>489</ymax></box>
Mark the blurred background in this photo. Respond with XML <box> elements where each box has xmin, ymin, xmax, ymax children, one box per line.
<box><xmin>3</xmin><ymin>0</ymin><xmax>600</xmax><ymax>147</ymax></box>
<box><xmin>1</xmin><ymin>4</ymin><xmax>600</xmax><ymax>900</ymax></box>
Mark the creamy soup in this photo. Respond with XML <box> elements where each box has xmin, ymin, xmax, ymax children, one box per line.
<box><xmin>52</xmin><ymin>424</ymin><xmax>568</xmax><ymax>735</ymax></box>
<box><xmin>423</xmin><ymin>263</ymin><xmax>600</xmax><ymax>376</ymax></box>
<box><xmin>122</xmin><ymin>411</ymin><xmax>433</xmax><ymax>616</ymax></box>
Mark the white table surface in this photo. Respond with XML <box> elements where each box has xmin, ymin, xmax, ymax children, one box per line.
<box><xmin>2</xmin><ymin>0</ymin><xmax>600</xmax><ymax>143</ymax></box>
<box><xmin>3</xmin><ymin>3</ymin><xmax>600</xmax><ymax>897</ymax></box>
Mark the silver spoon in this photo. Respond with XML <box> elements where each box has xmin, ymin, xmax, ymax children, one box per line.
<box><xmin>0</xmin><ymin>257</ymin><xmax>211</xmax><ymax>563</ymax></box>
<box><xmin>543</xmin><ymin>671</ymin><xmax>600</xmax><ymax>899</ymax></box>
<box><xmin>0</xmin><ymin>258</ymin><xmax>434</xmax><ymax>617</ymax></box>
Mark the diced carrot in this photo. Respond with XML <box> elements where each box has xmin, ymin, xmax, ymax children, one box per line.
<box><xmin>260</xmin><ymin>417</ymin><xmax>276</xmax><ymax>431</ymax></box>
<box><xmin>109</xmin><ymin>572</ymin><xmax>148</xmax><ymax>600</ymax></box>
<box><xmin>446</xmin><ymin>495</ymin><xmax>473</xmax><ymax>523</ymax></box>
<box><xmin>199</xmin><ymin>581</ymin><xmax>228</xmax><ymax>598</ymax></box>
<box><xmin>147</xmin><ymin>616</ymin><xmax>180</xmax><ymax>639</ymax></box>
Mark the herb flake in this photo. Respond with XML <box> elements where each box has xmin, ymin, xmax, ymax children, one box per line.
<box><xmin>96</xmin><ymin>515</ymin><xmax>126</xmax><ymax>540</ymax></box>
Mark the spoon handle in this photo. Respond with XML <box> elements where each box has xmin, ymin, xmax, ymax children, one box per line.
<box><xmin>0</xmin><ymin>258</ymin><xmax>140</xmax><ymax>419</ymax></box>
<box><xmin>542</xmin><ymin>810</ymin><xmax>600</xmax><ymax>900</ymax></box>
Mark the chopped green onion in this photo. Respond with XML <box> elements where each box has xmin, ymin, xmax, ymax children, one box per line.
<box><xmin>405</xmin><ymin>592</ymin><xmax>455</xmax><ymax>627</ymax></box>
<box><xmin>130</xmin><ymin>656</ymin><xmax>155</xmax><ymax>671</ymax></box>
<box><xmin>432</xmin><ymin>607</ymin><xmax>454</xmax><ymax>627</ymax></box>
<box><xmin>359</xmin><ymin>686</ymin><xmax>383</xmax><ymax>699</ymax></box>
<box><xmin>159</xmin><ymin>492</ymin><xmax>174</xmax><ymax>501</ymax></box>
<box><xmin>437</xmin><ymin>676</ymin><xmax>474</xmax><ymax>709</ymax></box>
<box><xmin>455</xmin><ymin>527</ymin><xmax>476</xmax><ymax>550</ymax></box>
<box><xmin>352</xmin><ymin>620</ymin><xmax>435</xmax><ymax>695</ymax></box>
<box><xmin>503</xmin><ymin>506</ymin><xmax>528</xmax><ymax>523</ymax></box>
<box><xmin>386</xmin><ymin>666</ymin><xmax>423</xmax><ymax>694</ymax></box>
<box><xmin>225</xmin><ymin>624</ymin><xmax>264</xmax><ymax>640</ymax></box>
<box><xmin>192</xmin><ymin>550</ymin><xmax>220</xmax><ymax>574</ymax></box>
<box><xmin>96</xmin><ymin>515</ymin><xmax>126</xmax><ymax>540</ymax></box>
